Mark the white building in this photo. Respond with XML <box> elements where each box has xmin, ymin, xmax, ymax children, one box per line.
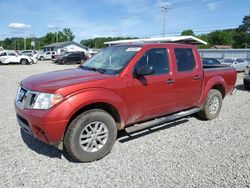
<box><xmin>43</xmin><ymin>41</ymin><xmax>88</xmax><ymax>54</ymax></box>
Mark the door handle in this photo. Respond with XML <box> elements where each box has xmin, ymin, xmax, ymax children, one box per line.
<box><xmin>194</xmin><ymin>75</ymin><xmax>201</xmax><ymax>80</ymax></box>
<box><xmin>166</xmin><ymin>79</ymin><xmax>175</xmax><ymax>84</ymax></box>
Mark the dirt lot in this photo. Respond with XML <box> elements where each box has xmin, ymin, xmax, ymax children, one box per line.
<box><xmin>0</xmin><ymin>61</ymin><xmax>249</xmax><ymax>187</ymax></box>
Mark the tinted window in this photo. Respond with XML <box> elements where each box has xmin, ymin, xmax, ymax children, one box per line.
<box><xmin>8</xmin><ymin>52</ymin><xmax>16</xmax><ymax>56</ymax></box>
<box><xmin>202</xmin><ymin>58</ymin><xmax>220</xmax><ymax>65</ymax></box>
<box><xmin>0</xmin><ymin>52</ymin><xmax>7</xmax><ymax>56</ymax></box>
<box><xmin>236</xmin><ymin>59</ymin><xmax>244</xmax><ymax>63</ymax></box>
<box><xmin>174</xmin><ymin>48</ymin><xmax>195</xmax><ymax>72</ymax></box>
<box><xmin>135</xmin><ymin>48</ymin><xmax>169</xmax><ymax>75</ymax></box>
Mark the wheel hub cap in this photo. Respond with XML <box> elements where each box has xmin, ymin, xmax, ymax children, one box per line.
<box><xmin>208</xmin><ymin>96</ymin><xmax>219</xmax><ymax>115</ymax></box>
<box><xmin>79</xmin><ymin>121</ymin><xmax>108</xmax><ymax>152</ymax></box>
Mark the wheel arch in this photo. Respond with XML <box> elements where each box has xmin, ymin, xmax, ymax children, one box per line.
<box><xmin>199</xmin><ymin>76</ymin><xmax>227</xmax><ymax>104</ymax></box>
<box><xmin>211</xmin><ymin>84</ymin><xmax>225</xmax><ymax>99</ymax></box>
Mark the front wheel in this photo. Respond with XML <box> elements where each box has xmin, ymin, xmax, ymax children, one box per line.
<box><xmin>64</xmin><ymin>109</ymin><xmax>117</xmax><ymax>162</ymax></box>
<box><xmin>198</xmin><ymin>89</ymin><xmax>222</xmax><ymax>120</ymax></box>
<box><xmin>20</xmin><ymin>59</ymin><xmax>28</xmax><ymax>65</ymax></box>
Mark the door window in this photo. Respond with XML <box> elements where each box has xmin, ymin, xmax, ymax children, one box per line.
<box><xmin>0</xmin><ymin>52</ymin><xmax>7</xmax><ymax>56</ymax></box>
<box><xmin>134</xmin><ymin>48</ymin><xmax>169</xmax><ymax>75</ymax></box>
<box><xmin>174</xmin><ymin>48</ymin><xmax>196</xmax><ymax>72</ymax></box>
<box><xmin>236</xmin><ymin>59</ymin><xmax>244</xmax><ymax>63</ymax></box>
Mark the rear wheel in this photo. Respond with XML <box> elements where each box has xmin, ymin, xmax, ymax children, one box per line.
<box><xmin>40</xmin><ymin>56</ymin><xmax>44</xmax><ymax>61</ymax></box>
<box><xmin>64</xmin><ymin>109</ymin><xmax>117</xmax><ymax>162</ymax></box>
<box><xmin>198</xmin><ymin>89</ymin><xmax>222</xmax><ymax>120</ymax></box>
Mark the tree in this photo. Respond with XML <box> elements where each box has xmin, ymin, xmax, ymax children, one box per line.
<box><xmin>80</xmin><ymin>37</ymin><xmax>138</xmax><ymax>48</ymax></box>
<box><xmin>63</xmin><ymin>28</ymin><xmax>75</xmax><ymax>41</ymax></box>
<box><xmin>44</xmin><ymin>32</ymin><xmax>56</xmax><ymax>45</ymax></box>
<box><xmin>181</xmin><ymin>29</ymin><xmax>195</xmax><ymax>36</ymax></box>
<box><xmin>239</xmin><ymin>15</ymin><xmax>250</xmax><ymax>33</ymax></box>
<box><xmin>233</xmin><ymin>14</ymin><xmax>250</xmax><ymax>48</ymax></box>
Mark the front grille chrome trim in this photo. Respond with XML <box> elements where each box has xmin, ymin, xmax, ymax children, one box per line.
<box><xmin>16</xmin><ymin>86</ymin><xmax>39</xmax><ymax>109</ymax></box>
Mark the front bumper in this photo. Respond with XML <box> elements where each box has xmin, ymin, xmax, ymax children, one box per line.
<box><xmin>15</xmin><ymin>100</ymin><xmax>73</xmax><ymax>148</ymax></box>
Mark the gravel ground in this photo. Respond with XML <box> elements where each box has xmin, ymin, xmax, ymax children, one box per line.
<box><xmin>0</xmin><ymin>61</ymin><xmax>249</xmax><ymax>187</ymax></box>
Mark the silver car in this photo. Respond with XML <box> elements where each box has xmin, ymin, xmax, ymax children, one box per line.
<box><xmin>222</xmin><ymin>58</ymin><xmax>249</xmax><ymax>73</ymax></box>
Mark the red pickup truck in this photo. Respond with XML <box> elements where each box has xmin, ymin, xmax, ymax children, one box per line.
<box><xmin>15</xmin><ymin>43</ymin><xmax>236</xmax><ymax>162</ymax></box>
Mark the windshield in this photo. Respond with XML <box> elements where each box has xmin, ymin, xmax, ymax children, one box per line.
<box><xmin>223</xmin><ymin>59</ymin><xmax>234</xmax><ymax>64</ymax></box>
<box><xmin>80</xmin><ymin>45</ymin><xmax>141</xmax><ymax>74</ymax></box>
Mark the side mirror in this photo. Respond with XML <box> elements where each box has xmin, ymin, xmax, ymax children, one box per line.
<box><xmin>134</xmin><ymin>65</ymin><xmax>154</xmax><ymax>77</ymax></box>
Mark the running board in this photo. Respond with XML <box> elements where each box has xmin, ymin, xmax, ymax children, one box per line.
<box><xmin>125</xmin><ymin>108</ymin><xmax>201</xmax><ymax>134</ymax></box>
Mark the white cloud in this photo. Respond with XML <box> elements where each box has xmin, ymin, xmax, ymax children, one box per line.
<box><xmin>8</xmin><ymin>22</ymin><xmax>31</xmax><ymax>30</ymax></box>
<box><xmin>47</xmin><ymin>24</ymin><xmax>56</xmax><ymax>29</ymax></box>
<box><xmin>207</xmin><ymin>2</ymin><xmax>217</xmax><ymax>11</ymax></box>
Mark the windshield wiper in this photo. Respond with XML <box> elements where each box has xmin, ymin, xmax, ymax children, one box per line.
<box><xmin>80</xmin><ymin>66</ymin><xmax>107</xmax><ymax>74</ymax></box>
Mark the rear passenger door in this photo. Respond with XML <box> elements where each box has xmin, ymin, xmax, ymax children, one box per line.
<box><xmin>173</xmin><ymin>48</ymin><xmax>203</xmax><ymax>108</ymax></box>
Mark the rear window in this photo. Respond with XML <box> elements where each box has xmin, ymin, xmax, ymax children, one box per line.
<box><xmin>174</xmin><ymin>48</ymin><xmax>196</xmax><ymax>72</ymax></box>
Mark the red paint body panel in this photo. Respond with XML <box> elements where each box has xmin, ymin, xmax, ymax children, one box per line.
<box><xmin>15</xmin><ymin>43</ymin><xmax>237</xmax><ymax>145</ymax></box>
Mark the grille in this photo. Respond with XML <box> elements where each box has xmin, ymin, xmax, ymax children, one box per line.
<box><xmin>16</xmin><ymin>86</ymin><xmax>38</xmax><ymax>109</ymax></box>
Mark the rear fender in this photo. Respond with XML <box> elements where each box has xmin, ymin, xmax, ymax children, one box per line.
<box><xmin>199</xmin><ymin>76</ymin><xmax>226</xmax><ymax>105</ymax></box>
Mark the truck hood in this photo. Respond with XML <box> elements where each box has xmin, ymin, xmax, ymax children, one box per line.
<box><xmin>21</xmin><ymin>68</ymin><xmax>114</xmax><ymax>94</ymax></box>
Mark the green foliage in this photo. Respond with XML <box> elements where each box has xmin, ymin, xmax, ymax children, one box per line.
<box><xmin>80</xmin><ymin>37</ymin><xmax>138</xmax><ymax>48</ymax></box>
<box><xmin>239</xmin><ymin>15</ymin><xmax>250</xmax><ymax>33</ymax></box>
<box><xmin>181</xmin><ymin>29</ymin><xmax>195</xmax><ymax>36</ymax></box>
<box><xmin>0</xmin><ymin>28</ymin><xmax>75</xmax><ymax>50</ymax></box>
<box><xmin>63</xmin><ymin>28</ymin><xmax>75</xmax><ymax>41</ymax></box>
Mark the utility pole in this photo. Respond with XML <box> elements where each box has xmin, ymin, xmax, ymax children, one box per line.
<box><xmin>161</xmin><ymin>6</ymin><xmax>171</xmax><ymax>37</ymax></box>
<box><xmin>56</xmin><ymin>27</ymin><xmax>59</xmax><ymax>43</ymax></box>
<box><xmin>24</xmin><ymin>37</ymin><xmax>26</xmax><ymax>50</ymax></box>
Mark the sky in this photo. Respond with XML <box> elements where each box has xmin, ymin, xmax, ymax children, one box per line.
<box><xmin>0</xmin><ymin>0</ymin><xmax>250</xmax><ymax>42</ymax></box>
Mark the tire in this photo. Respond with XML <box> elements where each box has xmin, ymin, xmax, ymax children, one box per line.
<box><xmin>20</xmin><ymin>59</ymin><xmax>28</xmax><ymax>65</ymax></box>
<box><xmin>64</xmin><ymin>109</ymin><xmax>117</xmax><ymax>162</ymax></box>
<box><xmin>244</xmin><ymin>85</ymin><xmax>250</xmax><ymax>90</ymax></box>
<box><xmin>40</xmin><ymin>56</ymin><xmax>44</xmax><ymax>61</ymax></box>
<box><xmin>198</xmin><ymin>89</ymin><xmax>222</xmax><ymax>120</ymax></box>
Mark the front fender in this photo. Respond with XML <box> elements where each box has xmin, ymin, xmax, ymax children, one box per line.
<box><xmin>66</xmin><ymin>88</ymin><xmax>128</xmax><ymax>125</ymax></box>
<box><xmin>199</xmin><ymin>76</ymin><xmax>226</xmax><ymax>105</ymax></box>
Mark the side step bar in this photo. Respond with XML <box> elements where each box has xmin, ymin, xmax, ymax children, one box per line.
<box><xmin>125</xmin><ymin>107</ymin><xmax>201</xmax><ymax>134</ymax></box>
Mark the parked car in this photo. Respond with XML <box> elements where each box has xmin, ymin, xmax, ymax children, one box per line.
<box><xmin>222</xmin><ymin>58</ymin><xmax>249</xmax><ymax>73</ymax></box>
<box><xmin>243</xmin><ymin>71</ymin><xmax>250</xmax><ymax>89</ymax></box>
<box><xmin>54</xmin><ymin>52</ymin><xmax>88</xmax><ymax>64</ymax></box>
<box><xmin>202</xmin><ymin>58</ymin><xmax>221</xmax><ymax>65</ymax></box>
<box><xmin>0</xmin><ymin>50</ymin><xmax>37</xmax><ymax>65</ymax></box>
<box><xmin>15</xmin><ymin>43</ymin><xmax>237</xmax><ymax>162</ymax></box>
<box><xmin>21</xmin><ymin>50</ymin><xmax>37</xmax><ymax>59</ymax></box>
<box><xmin>37</xmin><ymin>51</ymin><xmax>56</xmax><ymax>61</ymax></box>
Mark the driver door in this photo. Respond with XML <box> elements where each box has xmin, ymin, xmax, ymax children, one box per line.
<box><xmin>125</xmin><ymin>48</ymin><xmax>177</xmax><ymax>123</ymax></box>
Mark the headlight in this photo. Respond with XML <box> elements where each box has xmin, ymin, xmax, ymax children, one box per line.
<box><xmin>32</xmin><ymin>93</ymin><xmax>63</xmax><ymax>109</ymax></box>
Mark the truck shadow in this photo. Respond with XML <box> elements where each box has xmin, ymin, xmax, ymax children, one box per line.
<box><xmin>21</xmin><ymin>118</ymin><xmax>190</xmax><ymax>162</ymax></box>
<box><xmin>236</xmin><ymin>84</ymin><xmax>249</xmax><ymax>92</ymax></box>
<box><xmin>117</xmin><ymin>119</ymin><xmax>189</xmax><ymax>143</ymax></box>
<box><xmin>20</xmin><ymin>129</ymin><xmax>63</xmax><ymax>159</ymax></box>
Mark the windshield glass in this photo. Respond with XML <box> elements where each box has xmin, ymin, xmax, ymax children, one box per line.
<box><xmin>223</xmin><ymin>59</ymin><xmax>234</xmax><ymax>64</ymax></box>
<box><xmin>80</xmin><ymin>45</ymin><xmax>141</xmax><ymax>74</ymax></box>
